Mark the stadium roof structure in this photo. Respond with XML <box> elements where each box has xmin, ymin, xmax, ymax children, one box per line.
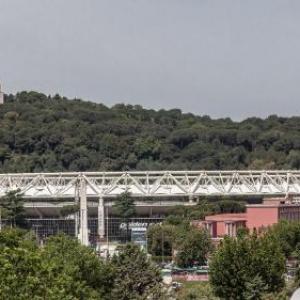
<box><xmin>0</xmin><ymin>170</ymin><xmax>300</xmax><ymax>199</ymax></box>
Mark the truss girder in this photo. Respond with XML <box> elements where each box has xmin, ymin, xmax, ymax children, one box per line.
<box><xmin>0</xmin><ymin>171</ymin><xmax>300</xmax><ymax>199</ymax></box>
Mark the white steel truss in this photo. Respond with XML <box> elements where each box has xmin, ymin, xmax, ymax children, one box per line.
<box><xmin>0</xmin><ymin>170</ymin><xmax>300</xmax><ymax>199</ymax></box>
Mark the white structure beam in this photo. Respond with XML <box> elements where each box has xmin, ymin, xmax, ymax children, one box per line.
<box><xmin>98</xmin><ymin>197</ymin><xmax>105</xmax><ymax>239</ymax></box>
<box><xmin>0</xmin><ymin>171</ymin><xmax>299</xmax><ymax>199</ymax></box>
<box><xmin>79</xmin><ymin>178</ymin><xmax>89</xmax><ymax>246</ymax></box>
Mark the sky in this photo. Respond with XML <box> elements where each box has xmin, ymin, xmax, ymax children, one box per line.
<box><xmin>1</xmin><ymin>0</ymin><xmax>300</xmax><ymax>120</ymax></box>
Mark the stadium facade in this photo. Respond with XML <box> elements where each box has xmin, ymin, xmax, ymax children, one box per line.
<box><xmin>1</xmin><ymin>170</ymin><xmax>300</xmax><ymax>246</ymax></box>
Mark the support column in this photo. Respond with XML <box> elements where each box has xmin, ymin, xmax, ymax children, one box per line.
<box><xmin>209</xmin><ymin>222</ymin><xmax>214</xmax><ymax>237</ymax></box>
<box><xmin>225</xmin><ymin>222</ymin><xmax>229</xmax><ymax>236</ymax></box>
<box><xmin>79</xmin><ymin>178</ymin><xmax>89</xmax><ymax>246</ymax></box>
<box><xmin>98</xmin><ymin>197</ymin><xmax>105</xmax><ymax>239</ymax></box>
<box><xmin>232</xmin><ymin>223</ymin><xmax>237</xmax><ymax>237</ymax></box>
<box><xmin>74</xmin><ymin>185</ymin><xmax>79</xmax><ymax>238</ymax></box>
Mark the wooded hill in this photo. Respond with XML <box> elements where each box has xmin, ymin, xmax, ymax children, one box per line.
<box><xmin>0</xmin><ymin>91</ymin><xmax>300</xmax><ymax>173</ymax></box>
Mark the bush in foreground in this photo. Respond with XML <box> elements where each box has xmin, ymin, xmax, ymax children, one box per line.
<box><xmin>0</xmin><ymin>229</ymin><xmax>163</xmax><ymax>300</ymax></box>
<box><xmin>0</xmin><ymin>229</ymin><xmax>114</xmax><ymax>299</ymax></box>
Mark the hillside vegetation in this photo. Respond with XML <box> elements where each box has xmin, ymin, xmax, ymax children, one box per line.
<box><xmin>0</xmin><ymin>91</ymin><xmax>300</xmax><ymax>173</ymax></box>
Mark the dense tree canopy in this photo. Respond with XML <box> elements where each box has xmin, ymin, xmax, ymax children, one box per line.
<box><xmin>209</xmin><ymin>232</ymin><xmax>286</xmax><ymax>300</ymax></box>
<box><xmin>110</xmin><ymin>243</ymin><xmax>163</xmax><ymax>300</ymax></box>
<box><xmin>1</xmin><ymin>91</ymin><xmax>300</xmax><ymax>172</ymax></box>
<box><xmin>147</xmin><ymin>222</ymin><xmax>213</xmax><ymax>267</ymax></box>
<box><xmin>265</xmin><ymin>221</ymin><xmax>300</xmax><ymax>258</ymax></box>
<box><xmin>0</xmin><ymin>229</ymin><xmax>164</xmax><ymax>300</ymax></box>
<box><xmin>175</xmin><ymin>226</ymin><xmax>213</xmax><ymax>268</ymax></box>
<box><xmin>147</xmin><ymin>224</ymin><xmax>176</xmax><ymax>258</ymax></box>
<box><xmin>0</xmin><ymin>229</ymin><xmax>114</xmax><ymax>299</ymax></box>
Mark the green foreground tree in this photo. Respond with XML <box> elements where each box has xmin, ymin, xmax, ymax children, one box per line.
<box><xmin>175</xmin><ymin>226</ymin><xmax>213</xmax><ymax>268</ymax></box>
<box><xmin>42</xmin><ymin>234</ymin><xmax>115</xmax><ymax>299</ymax></box>
<box><xmin>265</xmin><ymin>220</ymin><xmax>300</xmax><ymax>258</ymax></box>
<box><xmin>147</xmin><ymin>223</ymin><xmax>213</xmax><ymax>267</ymax></box>
<box><xmin>0</xmin><ymin>228</ymin><xmax>114</xmax><ymax>300</ymax></box>
<box><xmin>110</xmin><ymin>243</ymin><xmax>163</xmax><ymax>300</ymax></box>
<box><xmin>209</xmin><ymin>232</ymin><xmax>285</xmax><ymax>300</ymax></box>
<box><xmin>0</xmin><ymin>228</ymin><xmax>166</xmax><ymax>300</ymax></box>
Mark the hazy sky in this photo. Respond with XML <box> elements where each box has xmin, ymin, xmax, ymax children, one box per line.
<box><xmin>1</xmin><ymin>0</ymin><xmax>300</xmax><ymax>120</ymax></box>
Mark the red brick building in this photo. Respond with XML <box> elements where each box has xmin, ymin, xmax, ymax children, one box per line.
<box><xmin>194</xmin><ymin>198</ymin><xmax>300</xmax><ymax>238</ymax></box>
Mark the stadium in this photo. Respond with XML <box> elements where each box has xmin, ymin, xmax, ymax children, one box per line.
<box><xmin>1</xmin><ymin>170</ymin><xmax>300</xmax><ymax>246</ymax></box>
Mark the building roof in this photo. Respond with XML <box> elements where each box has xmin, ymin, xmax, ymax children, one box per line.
<box><xmin>205</xmin><ymin>213</ymin><xmax>247</xmax><ymax>222</ymax></box>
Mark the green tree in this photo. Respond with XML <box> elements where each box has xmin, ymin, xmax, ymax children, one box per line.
<box><xmin>147</xmin><ymin>224</ymin><xmax>176</xmax><ymax>259</ymax></box>
<box><xmin>243</xmin><ymin>275</ymin><xmax>268</xmax><ymax>300</ymax></box>
<box><xmin>113</xmin><ymin>191</ymin><xmax>135</xmax><ymax>242</ymax></box>
<box><xmin>110</xmin><ymin>243</ymin><xmax>163</xmax><ymax>300</ymax></box>
<box><xmin>266</xmin><ymin>220</ymin><xmax>300</xmax><ymax>257</ymax></box>
<box><xmin>0</xmin><ymin>228</ymin><xmax>115</xmax><ymax>300</ymax></box>
<box><xmin>42</xmin><ymin>234</ymin><xmax>115</xmax><ymax>299</ymax></box>
<box><xmin>209</xmin><ymin>233</ymin><xmax>285</xmax><ymax>300</ymax></box>
<box><xmin>0</xmin><ymin>189</ymin><xmax>25</xmax><ymax>227</ymax></box>
<box><xmin>175</xmin><ymin>226</ymin><xmax>213</xmax><ymax>268</ymax></box>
